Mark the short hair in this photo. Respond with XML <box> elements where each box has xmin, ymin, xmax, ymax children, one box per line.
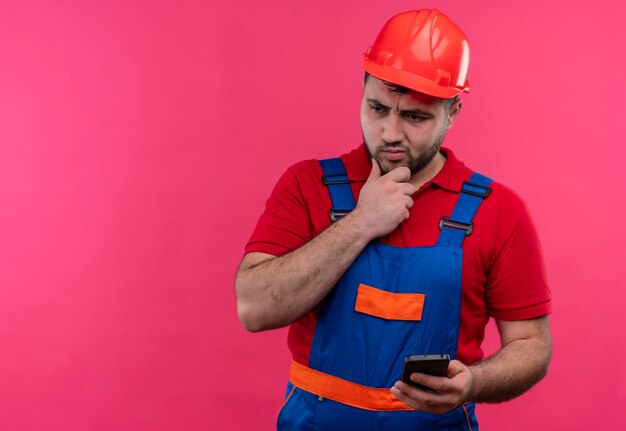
<box><xmin>363</xmin><ymin>72</ymin><xmax>458</xmax><ymax>109</ymax></box>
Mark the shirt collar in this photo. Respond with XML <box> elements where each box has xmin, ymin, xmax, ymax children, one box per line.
<box><xmin>343</xmin><ymin>144</ymin><xmax>467</xmax><ymax>193</ymax></box>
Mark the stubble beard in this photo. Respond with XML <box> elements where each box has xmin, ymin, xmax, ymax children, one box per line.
<box><xmin>365</xmin><ymin>134</ymin><xmax>445</xmax><ymax>176</ymax></box>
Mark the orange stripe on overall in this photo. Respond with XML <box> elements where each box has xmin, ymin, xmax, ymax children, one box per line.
<box><xmin>289</xmin><ymin>361</ymin><xmax>412</xmax><ymax>412</ymax></box>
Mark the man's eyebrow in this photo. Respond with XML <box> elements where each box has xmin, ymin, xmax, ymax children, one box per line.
<box><xmin>367</xmin><ymin>98</ymin><xmax>434</xmax><ymax>117</ymax></box>
<box><xmin>400</xmin><ymin>108</ymin><xmax>433</xmax><ymax>117</ymax></box>
<box><xmin>366</xmin><ymin>98</ymin><xmax>388</xmax><ymax>108</ymax></box>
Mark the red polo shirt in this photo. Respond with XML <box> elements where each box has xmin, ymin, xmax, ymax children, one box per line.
<box><xmin>245</xmin><ymin>144</ymin><xmax>551</xmax><ymax>365</ymax></box>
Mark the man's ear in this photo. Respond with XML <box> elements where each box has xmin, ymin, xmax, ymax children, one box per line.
<box><xmin>446</xmin><ymin>99</ymin><xmax>463</xmax><ymax>128</ymax></box>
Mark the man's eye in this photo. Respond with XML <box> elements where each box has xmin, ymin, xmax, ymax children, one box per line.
<box><xmin>370</xmin><ymin>105</ymin><xmax>386</xmax><ymax>113</ymax></box>
<box><xmin>405</xmin><ymin>113</ymin><xmax>427</xmax><ymax>122</ymax></box>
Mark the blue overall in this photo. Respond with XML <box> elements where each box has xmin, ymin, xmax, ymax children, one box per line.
<box><xmin>277</xmin><ymin>158</ymin><xmax>492</xmax><ymax>431</ymax></box>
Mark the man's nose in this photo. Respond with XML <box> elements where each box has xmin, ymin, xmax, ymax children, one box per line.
<box><xmin>381</xmin><ymin>114</ymin><xmax>404</xmax><ymax>143</ymax></box>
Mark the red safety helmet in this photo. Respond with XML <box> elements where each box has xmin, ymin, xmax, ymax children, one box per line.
<box><xmin>364</xmin><ymin>9</ymin><xmax>471</xmax><ymax>98</ymax></box>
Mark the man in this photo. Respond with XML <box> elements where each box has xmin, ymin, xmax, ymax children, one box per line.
<box><xmin>236</xmin><ymin>9</ymin><xmax>551</xmax><ymax>430</ymax></box>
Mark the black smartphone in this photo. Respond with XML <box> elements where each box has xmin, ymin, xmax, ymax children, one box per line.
<box><xmin>401</xmin><ymin>354</ymin><xmax>450</xmax><ymax>391</ymax></box>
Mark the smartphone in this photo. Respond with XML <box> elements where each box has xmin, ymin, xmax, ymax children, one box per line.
<box><xmin>401</xmin><ymin>354</ymin><xmax>450</xmax><ymax>391</ymax></box>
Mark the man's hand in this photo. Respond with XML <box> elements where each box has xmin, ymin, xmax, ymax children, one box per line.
<box><xmin>390</xmin><ymin>360</ymin><xmax>473</xmax><ymax>414</ymax></box>
<box><xmin>351</xmin><ymin>159</ymin><xmax>416</xmax><ymax>240</ymax></box>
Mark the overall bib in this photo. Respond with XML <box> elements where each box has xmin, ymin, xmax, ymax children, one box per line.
<box><xmin>277</xmin><ymin>158</ymin><xmax>492</xmax><ymax>431</ymax></box>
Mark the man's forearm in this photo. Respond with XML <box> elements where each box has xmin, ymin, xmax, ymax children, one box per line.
<box><xmin>390</xmin><ymin>316</ymin><xmax>551</xmax><ymax>413</ymax></box>
<box><xmin>235</xmin><ymin>211</ymin><xmax>371</xmax><ymax>332</ymax></box>
<box><xmin>237</xmin><ymin>163</ymin><xmax>416</xmax><ymax>332</ymax></box>
<box><xmin>467</xmin><ymin>317</ymin><xmax>552</xmax><ymax>403</ymax></box>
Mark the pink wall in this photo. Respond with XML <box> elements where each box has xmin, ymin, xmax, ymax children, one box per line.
<box><xmin>1</xmin><ymin>0</ymin><xmax>625</xmax><ymax>429</ymax></box>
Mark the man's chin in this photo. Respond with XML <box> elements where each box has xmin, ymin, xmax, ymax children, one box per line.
<box><xmin>377</xmin><ymin>158</ymin><xmax>406</xmax><ymax>175</ymax></box>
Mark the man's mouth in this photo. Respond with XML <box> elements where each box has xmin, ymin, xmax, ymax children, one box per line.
<box><xmin>380</xmin><ymin>147</ymin><xmax>406</xmax><ymax>161</ymax></box>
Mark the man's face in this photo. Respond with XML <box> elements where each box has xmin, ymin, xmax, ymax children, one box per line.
<box><xmin>360</xmin><ymin>76</ymin><xmax>461</xmax><ymax>176</ymax></box>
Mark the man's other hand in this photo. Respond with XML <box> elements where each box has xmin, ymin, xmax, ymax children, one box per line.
<box><xmin>390</xmin><ymin>360</ymin><xmax>473</xmax><ymax>414</ymax></box>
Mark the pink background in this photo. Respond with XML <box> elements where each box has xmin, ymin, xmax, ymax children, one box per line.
<box><xmin>1</xmin><ymin>0</ymin><xmax>625</xmax><ymax>429</ymax></box>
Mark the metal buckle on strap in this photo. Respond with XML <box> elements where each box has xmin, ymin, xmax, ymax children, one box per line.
<box><xmin>330</xmin><ymin>209</ymin><xmax>351</xmax><ymax>222</ymax></box>
<box><xmin>439</xmin><ymin>216</ymin><xmax>473</xmax><ymax>236</ymax></box>
<box><xmin>462</xmin><ymin>181</ymin><xmax>492</xmax><ymax>198</ymax></box>
<box><xmin>322</xmin><ymin>174</ymin><xmax>349</xmax><ymax>185</ymax></box>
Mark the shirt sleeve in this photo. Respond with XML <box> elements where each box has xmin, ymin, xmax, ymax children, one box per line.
<box><xmin>244</xmin><ymin>162</ymin><xmax>314</xmax><ymax>257</ymax></box>
<box><xmin>486</xmin><ymin>191</ymin><xmax>552</xmax><ymax>321</ymax></box>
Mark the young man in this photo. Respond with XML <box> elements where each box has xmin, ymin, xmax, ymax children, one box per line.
<box><xmin>236</xmin><ymin>9</ymin><xmax>551</xmax><ymax>430</ymax></box>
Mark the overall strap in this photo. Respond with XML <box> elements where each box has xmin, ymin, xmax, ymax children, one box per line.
<box><xmin>319</xmin><ymin>158</ymin><xmax>355</xmax><ymax>222</ymax></box>
<box><xmin>436</xmin><ymin>172</ymin><xmax>493</xmax><ymax>248</ymax></box>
